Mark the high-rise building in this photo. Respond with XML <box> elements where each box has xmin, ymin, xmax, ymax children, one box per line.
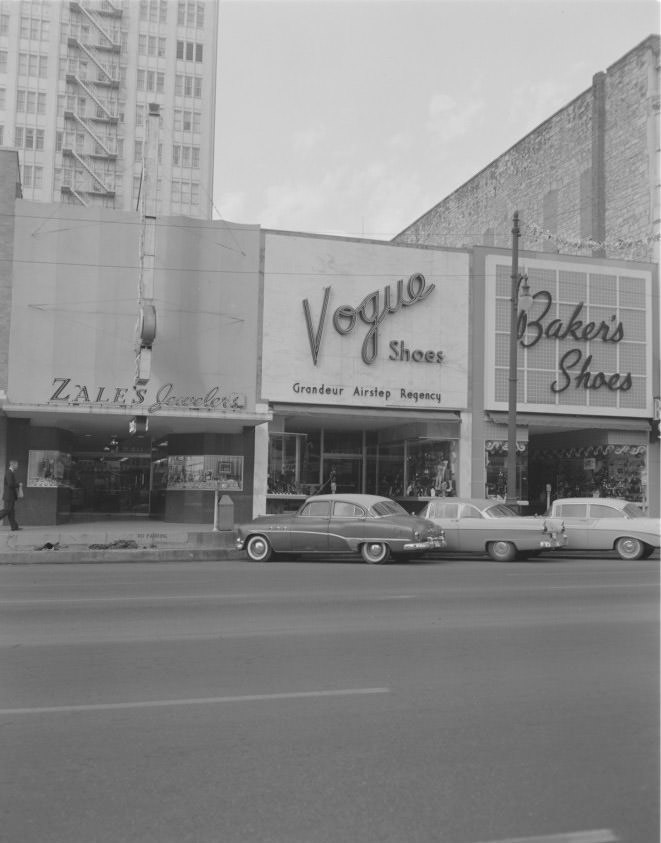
<box><xmin>0</xmin><ymin>0</ymin><xmax>218</xmax><ymax>218</ymax></box>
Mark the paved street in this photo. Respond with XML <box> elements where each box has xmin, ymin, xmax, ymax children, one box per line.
<box><xmin>1</xmin><ymin>554</ymin><xmax>658</xmax><ymax>843</ymax></box>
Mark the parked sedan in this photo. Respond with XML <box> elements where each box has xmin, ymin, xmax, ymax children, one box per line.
<box><xmin>413</xmin><ymin>498</ymin><xmax>567</xmax><ymax>561</ymax></box>
<box><xmin>235</xmin><ymin>494</ymin><xmax>446</xmax><ymax>564</ymax></box>
<box><xmin>546</xmin><ymin>497</ymin><xmax>660</xmax><ymax>560</ymax></box>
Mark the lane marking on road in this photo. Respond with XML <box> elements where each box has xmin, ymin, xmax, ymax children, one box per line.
<box><xmin>0</xmin><ymin>593</ymin><xmax>419</xmax><ymax>605</ymax></box>
<box><xmin>472</xmin><ymin>829</ymin><xmax>618</xmax><ymax>843</ymax></box>
<box><xmin>1</xmin><ymin>582</ymin><xmax>655</xmax><ymax>606</ymax></box>
<box><xmin>0</xmin><ymin>687</ymin><xmax>391</xmax><ymax>716</ymax></box>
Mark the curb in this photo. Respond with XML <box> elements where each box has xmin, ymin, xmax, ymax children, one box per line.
<box><xmin>0</xmin><ymin>548</ymin><xmax>243</xmax><ymax>564</ymax></box>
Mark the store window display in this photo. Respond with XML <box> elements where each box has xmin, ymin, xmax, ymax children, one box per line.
<box><xmin>266</xmin><ymin>430</ymin><xmax>458</xmax><ymax>510</ymax></box>
<box><xmin>28</xmin><ymin>450</ymin><xmax>72</xmax><ymax>487</ymax></box>
<box><xmin>404</xmin><ymin>441</ymin><xmax>457</xmax><ymax>497</ymax></box>
<box><xmin>267</xmin><ymin>432</ymin><xmax>320</xmax><ymax>496</ymax></box>
<box><xmin>485</xmin><ymin>441</ymin><xmax>528</xmax><ymax>502</ymax></box>
<box><xmin>529</xmin><ymin>444</ymin><xmax>647</xmax><ymax>506</ymax></box>
<box><xmin>152</xmin><ymin>455</ymin><xmax>244</xmax><ymax>491</ymax></box>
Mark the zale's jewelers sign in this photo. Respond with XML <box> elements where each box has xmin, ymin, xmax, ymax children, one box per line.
<box><xmin>47</xmin><ymin>379</ymin><xmax>246</xmax><ymax>413</ymax></box>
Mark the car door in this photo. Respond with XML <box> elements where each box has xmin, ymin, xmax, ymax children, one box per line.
<box><xmin>455</xmin><ymin>504</ymin><xmax>489</xmax><ymax>551</ymax></box>
<box><xmin>554</xmin><ymin>503</ymin><xmax>590</xmax><ymax>549</ymax></box>
<box><xmin>328</xmin><ymin>500</ymin><xmax>368</xmax><ymax>553</ymax></box>
<box><xmin>290</xmin><ymin>499</ymin><xmax>331</xmax><ymax>552</ymax></box>
<box><xmin>587</xmin><ymin>503</ymin><xmax>627</xmax><ymax>550</ymax></box>
<box><xmin>422</xmin><ymin>501</ymin><xmax>461</xmax><ymax>550</ymax></box>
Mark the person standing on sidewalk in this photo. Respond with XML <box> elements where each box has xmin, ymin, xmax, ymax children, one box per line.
<box><xmin>0</xmin><ymin>460</ymin><xmax>21</xmax><ymax>531</ymax></box>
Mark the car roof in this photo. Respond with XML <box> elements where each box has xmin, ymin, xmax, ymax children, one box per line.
<box><xmin>306</xmin><ymin>494</ymin><xmax>393</xmax><ymax>506</ymax></box>
<box><xmin>419</xmin><ymin>498</ymin><xmax>506</xmax><ymax>509</ymax></box>
<box><xmin>553</xmin><ymin>498</ymin><xmax>629</xmax><ymax>506</ymax></box>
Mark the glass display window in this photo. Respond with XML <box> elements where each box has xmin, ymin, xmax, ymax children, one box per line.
<box><xmin>28</xmin><ymin>450</ymin><xmax>72</xmax><ymax>488</ymax></box>
<box><xmin>375</xmin><ymin>441</ymin><xmax>405</xmax><ymax>497</ymax></box>
<box><xmin>268</xmin><ymin>433</ymin><xmax>303</xmax><ymax>494</ymax></box>
<box><xmin>322</xmin><ymin>430</ymin><xmax>363</xmax><ymax>455</ymax></box>
<box><xmin>485</xmin><ymin>441</ymin><xmax>528</xmax><ymax>501</ymax></box>
<box><xmin>266</xmin><ymin>427</ymin><xmax>459</xmax><ymax>502</ymax></box>
<box><xmin>268</xmin><ymin>432</ymin><xmax>321</xmax><ymax>496</ymax></box>
<box><xmin>299</xmin><ymin>431</ymin><xmax>321</xmax><ymax>493</ymax></box>
<box><xmin>405</xmin><ymin>440</ymin><xmax>457</xmax><ymax>497</ymax></box>
<box><xmin>528</xmin><ymin>443</ymin><xmax>646</xmax><ymax>505</ymax></box>
<box><xmin>164</xmin><ymin>455</ymin><xmax>244</xmax><ymax>491</ymax></box>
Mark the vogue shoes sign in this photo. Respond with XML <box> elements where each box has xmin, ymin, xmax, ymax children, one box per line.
<box><xmin>303</xmin><ymin>273</ymin><xmax>436</xmax><ymax>365</ymax></box>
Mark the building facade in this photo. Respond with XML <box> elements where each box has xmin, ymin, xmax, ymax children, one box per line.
<box><xmin>0</xmin><ymin>0</ymin><xmax>218</xmax><ymax>218</ymax></box>
<box><xmin>0</xmin><ymin>175</ymin><xmax>658</xmax><ymax>524</ymax></box>
<box><xmin>1</xmin><ymin>183</ymin><xmax>270</xmax><ymax>526</ymax></box>
<box><xmin>258</xmin><ymin>232</ymin><xmax>659</xmax><ymax>520</ymax></box>
<box><xmin>391</xmin><ymin>35</ymin><xmax>661</xmax><ymax>517</ymax></box>
<box><xmin>471</xmin><ymin>247</ymin><xmax>658</xmax><ymax>515</ymax></box>
<box><xmin>394</xmin><ymin>35</ymin><xmax>660</xmax><ymax>266</ymax></box>
<box><xmin>260</xmin><ymin>231</ymin><xmax>470</xmax><ymax>515</ymax></box>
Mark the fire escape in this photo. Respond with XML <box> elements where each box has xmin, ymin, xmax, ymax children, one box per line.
<box><xmin>61</xmin><ymin>1</ymin><xmax>122</xmax><ymax>205</ymax></box>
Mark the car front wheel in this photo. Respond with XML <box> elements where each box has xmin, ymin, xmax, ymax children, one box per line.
<box><xmin>487</xmin><ymin>540</ymin><xmax>517</xmax><ymax>562</ymax></box>
<box><xmin>245</xmin><ymin>534</ymin><xmax>273</xmax><ymax>562</ymax></box>
<box><xmin>615</xmin><ymin>536</ymin><xmax>645</xmax><ymax>560</ymax></box>
<box><xmin>361</xmin><ymin>542</ymin><xmax>389</xmax><ymax>564</ymax></box>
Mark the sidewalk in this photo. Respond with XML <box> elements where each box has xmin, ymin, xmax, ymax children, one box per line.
<box><xmin>0</xmin><ymin>519</ymin><xmax>239</xmax><ymax>564</ymax></box>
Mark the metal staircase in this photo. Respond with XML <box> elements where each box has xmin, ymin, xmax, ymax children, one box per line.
<box><xmin>61</xmin><ymin>0</ymin><xmax>122</xmax><ymax>205</ymax></box>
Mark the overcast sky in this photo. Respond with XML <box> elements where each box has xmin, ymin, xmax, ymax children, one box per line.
<box><xmin>213</xmin><ymin>0</ymin><xmax>659</xmax><ymax>241</ymax></box>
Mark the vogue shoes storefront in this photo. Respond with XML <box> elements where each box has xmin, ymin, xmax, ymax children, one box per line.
<box><xmin>259</xmin><ymin>232</ymin><xmax>471</xmax><ymax>513</ymax></box>
<box><xmin>1</xmin><ymin>203</ymin><xmax>270</xmax><ymax>525</ymax></box>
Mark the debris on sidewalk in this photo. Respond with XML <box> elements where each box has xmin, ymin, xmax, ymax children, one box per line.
<box><xmin>88</xmin><ymin>539</ymin><xmax>140</xmax><ymax>550</ymax></box>
<box><xmin>35</xmin><ymin>542</ymin><xmax>61</xmax><ymax>551</ymax></box>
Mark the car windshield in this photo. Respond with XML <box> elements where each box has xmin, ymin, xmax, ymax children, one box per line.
<box><xmin>371</xmin><ymin>500</ymin><xmax>408</xmax><ymax>517</ymax></box>
<box><xmin>622</xmin><ymin>503</ymin><xmax>645</xmax><ymax>519</ymax></box>
<box><xmin>483</xmin><ymin>504</ymin><xmax>519</xmax><ymax>518</ymax></box>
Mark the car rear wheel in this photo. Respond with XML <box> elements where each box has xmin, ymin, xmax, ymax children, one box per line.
<box><xmin>361</xmin><ymin>542</ymin><xmax>389</xmax><ymax>564</ymax></box>
<box><xmin>615</xmin><ymin>536</ymin><xmax>645</xmax><ymax>560</ymax></box>
<box><xmin>245</xmin><ymin>534</ymin><xmax>273</xmax><ymax>562</ymax></box>
<box><xmin>487</xmin><ymin>540</ymin><xmax>517</xmax><ymax>562</ymax></box>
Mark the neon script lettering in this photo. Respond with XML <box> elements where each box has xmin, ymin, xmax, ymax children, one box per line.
<box><xmin>518</xmin><ymin>291</ymin><xmax>632</xmax><ymax>394</ymax></box>
<box><xmin>519</xmin><ymin>292</ymin><xmax>624</xmax><ymax>348</ymax></box>
<box><xmin>302</xmin><ymin>273</ymin><xmax>435</xmax><ymax>365</ymax></box>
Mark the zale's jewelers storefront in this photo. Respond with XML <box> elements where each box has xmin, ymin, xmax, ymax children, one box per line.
<box><xmin>2</xmin><ymin>203</ymin><xmax>269</xmax><ymax>525</ymax></box>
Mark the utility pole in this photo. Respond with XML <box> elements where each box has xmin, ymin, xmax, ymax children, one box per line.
<box><xmin>135</xmin><ymin>103</ymin><xmax>159</xmax><ymax>388</ymax></box>
<box><xmin>506</xmin><ymin>211</ymin><xmax>521</xmax><ymax>510</ymax></box>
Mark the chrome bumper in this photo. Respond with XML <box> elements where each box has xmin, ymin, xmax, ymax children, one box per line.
<box><xmin>403</xmin><ymin>538</ymin><xmax>446</xmax><ymax>551</ymax></box>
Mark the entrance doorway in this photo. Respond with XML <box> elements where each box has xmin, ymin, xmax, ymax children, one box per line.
<box><xmin>322</xmin><ymin>456</ymin><xmax>363</xmax><ymax>494</ymax></box>
<box><xmin>70</xmin><ymin>453</ymin><xmax>151</xmax><ymax>519</ymax></box>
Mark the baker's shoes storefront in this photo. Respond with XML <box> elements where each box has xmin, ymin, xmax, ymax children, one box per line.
<box><xmin>473</xmin><ymin>249</ymin><xmax>659</xmax><ymax>515</ymax></box>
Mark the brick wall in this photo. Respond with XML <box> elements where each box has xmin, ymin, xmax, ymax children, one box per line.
<box><xmin>395</xmin><ymin>35</ymin><xmax>660</xmax><ymax>264</ymax></box>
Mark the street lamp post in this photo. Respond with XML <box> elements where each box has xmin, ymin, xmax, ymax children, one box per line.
<box><xmin>506</xmin><ymin>211</ymin><xmax>532</xmax><ymax>510</ymax></box>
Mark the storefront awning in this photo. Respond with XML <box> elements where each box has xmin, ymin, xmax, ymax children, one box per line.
<box><xmin>0</xmin><ymin>402</ymin><xmax>273</xmax><ymax>436</ymax></box>
<box><xmin>485</xmin><ymin>412</ymin><xmax>651</xmax><ymax>433</ymax></box>
<box><xmin>272</xmin><ymin>403</ymin><xmax>461</xmax><ymax>433</ymax></box>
